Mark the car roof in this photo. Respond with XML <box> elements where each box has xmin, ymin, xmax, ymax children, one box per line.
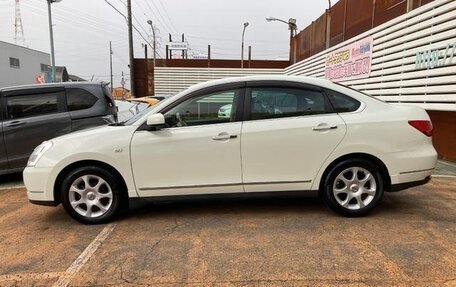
<box><xmin>0</xmin><ymin>81</ymin><xmax>105</xmax><ymax>92</ymax></box>
<box><xmin>183</xmin><ymin>75</ymin><xmax>335</xmax><ymax>94</ymax></box>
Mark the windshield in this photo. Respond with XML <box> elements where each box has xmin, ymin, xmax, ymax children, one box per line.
<box><xmin>123</xmin><ymin>105</ymin><xmax>152</xmax><ymax>125</ymax></box>
<box><xmin>122</xmin><ymin>95</ymin><xmax>175</xmax><ymax>125</ymax></box>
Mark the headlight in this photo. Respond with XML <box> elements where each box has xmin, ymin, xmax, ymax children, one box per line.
<box><xmin>27</xmin><ymin>141</ymin><xmax>53</xmax><ymax>167</ymax></box>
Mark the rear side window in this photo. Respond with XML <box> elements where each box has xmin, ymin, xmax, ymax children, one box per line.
<box><xmin>250</xmin><ymin>87</ymin><xmax>329</xmax><ymax>120</ymax></box>
<box><xmin>326</xmin><ymin>89</ymin><xmax>361</xmax><ymax>113</ymax></box>
<box><xmin>6</xmin><ymin>93</ymin><xmax>59</xmax><ymax>119</ymax></box>
<box><xmin>66</xmin><ymin>88</ymin><xmax>98</xmax><ymax>111</ymax></box>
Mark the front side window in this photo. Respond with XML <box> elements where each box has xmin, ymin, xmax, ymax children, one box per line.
<box><xmin>164</xmin><ymin>90</ymin><xmax>239</xmax><ymax>128</ymax></box>
<box><xmin>7</xmin><ymin>93</ymin><xmax>59</xmax><ymax>119</ymax></box>
<box><xmin>66</xmin><ymin>88</ymin><xmax>98</xmax><ymax>111</ymax></box>
<box><xmin>250</xmin><ymin>87</ymin><xmax>329</xmax><ymax>120</ymax></box>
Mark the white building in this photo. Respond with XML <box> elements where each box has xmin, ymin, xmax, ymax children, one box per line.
<box><xmin>0</xmin><ymin>41</ymin><xmax>50</xmax><ymax>88</ymax></box>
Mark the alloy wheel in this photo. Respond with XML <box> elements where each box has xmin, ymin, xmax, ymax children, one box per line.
<box><xmin>68</xmin><ymin>175</ymin><xmax>113</xmax><ymax>218</ymax></box>
<box><xmin>332</xmin><ymin>167</ymin><xmax>377</xmax><ymax>210</ymax></box>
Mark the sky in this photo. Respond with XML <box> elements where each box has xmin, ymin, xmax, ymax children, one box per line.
<box><xmin>0</xmin><ymin>0</ymin><xmax>334</xmax><ymax>88</ymax></box>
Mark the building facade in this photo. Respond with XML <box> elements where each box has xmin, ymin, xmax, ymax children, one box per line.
<box><xmin>0</xmin><ymin>41</ymin><xmax>50</xmax><ymax>88</ymax></box>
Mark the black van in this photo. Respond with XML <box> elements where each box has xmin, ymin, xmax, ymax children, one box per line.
<box><xmin>0</xmin><ymin>82</ymin><xmax>117</xmax><ymax>175</ymax></box>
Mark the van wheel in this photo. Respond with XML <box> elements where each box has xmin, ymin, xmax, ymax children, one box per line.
<box><xmin>61</xmin><ymin>166</ymin><xmax>122</xmax><ymax>224</ymax></box>
<box><xmin>322</xmin><ymin>159</ymin><xmax>384</xmax><ymax>216</ymax></box>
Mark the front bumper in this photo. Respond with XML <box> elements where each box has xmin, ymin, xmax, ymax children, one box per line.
<box><xmin>23</xmin><ymin>166</ymin><xmax>56</xmax><ymax>204</ymax></box>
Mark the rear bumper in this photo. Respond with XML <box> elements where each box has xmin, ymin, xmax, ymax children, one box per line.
<box><xmin>395</xmin><ymin>168</ymin><xmax>434</xmax><ymax>183</ymax></box>
<box><xmin>388</xmin><ymin>143</ymin><xmax>437</xmax><ymax>186</ymax></box>
<box><xmin>389</xmin><ymin>175</ymin><xmax>431</xmax><ymax>192</ymax></box>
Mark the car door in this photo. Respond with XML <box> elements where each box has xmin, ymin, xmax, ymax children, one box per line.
<box><xmin>241</xmin><ymin>83</ymin><xmax>346</xmax><ymax>192</ymax></box>
<box><xmin>0</xmin><ymin>93</ymin><xmax>8</xmax><ymax>172</ymax></box>
<box><xmin>2</xmin><ymin>87</ymin><xmax>71</xmax><ymax>169</ymax></box>
<box><xmin>131</xmin><ymin>86</ymin><xmax>245</xmax><ymax>197</ymax></box>
<box><xmin>0</xmin><ymin>122</ymin><xmax>7</xmax><ymax>172</ymax></box>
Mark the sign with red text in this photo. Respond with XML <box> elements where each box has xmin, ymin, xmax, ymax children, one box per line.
<box><xmin>325</xmin><ymin>36</ymin><xmax>373</xmax><ymax>82</ymax></box>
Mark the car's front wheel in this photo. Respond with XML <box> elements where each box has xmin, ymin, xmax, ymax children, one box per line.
<box><xmin>61</xmin><ymin>166</ymin><xmax>123</xmax><ymax>224</ymax></box>
<box><xmin>322</xmin><ymin>159</ymin><xmax>384</xmax><ymax>216</ymax></box>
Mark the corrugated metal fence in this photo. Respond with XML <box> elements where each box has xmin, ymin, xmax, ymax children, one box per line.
<box><xmin>154</xmin><ymin>67</ymin><xmax>282</xmax><ymax>95</ymax></box>
<box><xmin>285</xmin><ymin>0</ymin><xmax>456</xmax><ymax>111</ymax></box>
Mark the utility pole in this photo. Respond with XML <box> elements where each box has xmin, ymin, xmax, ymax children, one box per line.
<box><xmin>208</xmin><ymin>45</ymin><xmax>211</xmax><ymax>67</ymax></box>
<box><xmin>181</xmin><ymin>33</ymin><xmax>184</xmax><ymax>59</ymax></box>
<box><xmin>241</xmin><ymin>22</ymin><xmax>249</xmax><ymax>68</ymax></box>
<box><xmin>46</xmin><ymin>0</ymin><xmax>57</xmax><ymax>82</ymax></box>
<box><xmin>147</xmin><ymin>20</ymin><xmax>156</xmax><ymax>67</ymax></box>
<box><xmin>406</xmin><ymin>0</ymin><xmax>414</xmax><ymax>12</ymax></box>
<box><xmin>169</xmin><ymin>34</ymin><xmax>173</xmax><ymax>59</ymax></box>
<box><xmin>144</xmin><ymin>43</ymin><xmax>148</xmax><ymax>97</ymax></box>
<box><xmin>109</xmin><ymin>41</ymin><xmax>113</xmax><ymax>93</ymax></box>
<box><xmin>265</xmin><ymin>17</ymin><xmax>297</xmax><ymax>63</ymax></box>
<box><xmin>127</xmin><ymin>0</ymin><xmax>135</xmax><ymax>97</ymax></box>
<box><xmin>248</xmin><ymin>46</ymin><xmax>252</xmax><ymax>68</ymax></box>
<box><xmin>326</xmin><ymin>0</ymin><xmax>331</xmax><ymax>49</ymax></box>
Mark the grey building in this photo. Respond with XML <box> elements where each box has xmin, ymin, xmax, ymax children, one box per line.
<box><xmin>0</xmin><ymin>41</ymin><xmax>51</xmax><ymax>88</ymax></box>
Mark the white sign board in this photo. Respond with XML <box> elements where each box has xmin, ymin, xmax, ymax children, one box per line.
<box><xmin>166</xmin><ymin>42</ymin><xmax>189</xmax><ymax>50</ymax></box>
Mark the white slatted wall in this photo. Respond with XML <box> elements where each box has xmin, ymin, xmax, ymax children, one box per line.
<box><xmin>154</xmin><ymin>67</ymin><xmax>283</xmax><ymax>95</ymax></box>
<box><xmin>285</xmin><ymin>0</ymin><xmax>456</xmax><ymax>111</ymax></box>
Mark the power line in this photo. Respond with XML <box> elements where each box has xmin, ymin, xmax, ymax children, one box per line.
<box><xmin>22</xmin><ymin>2</ymin><xmax>127</xmax><ymax>39</ymax></box>
<box><xmin>104</xmin><ymin>0</ymin><xmax>157</xmax><ymax>53</ymax></box>
<box><xmin>117</xmin><ymin>0</ymin><xmax>151</xmax><ymax>38</ymax></box>
<box><xmin>27</xmin><ymin>0</ymin><xmax>127</xmax><ymax>36</ymax></box>
<box><xmin>139</xmin><ymin>0</ymin><xmax>177</xmax><ymax>36</ymax></box>
<box><xmin>156</xmin><ymin>0</ymin><xmax>179</xmax><ymax>35</ymax></box>
<box><xmin>186</xmin><ymin>34</ymin><xmax>287</xmax><ymax>44</ymax></box>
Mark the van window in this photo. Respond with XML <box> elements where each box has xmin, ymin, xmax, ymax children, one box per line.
<box><xmin>6</xmin><ymin>93</ymin><xmax>59</xmax><ymax>119</ymax></box>
<box><xmin>66</xmin><ymin>88</ymin><xmax>98</xmax><ymax>111</ymax></box>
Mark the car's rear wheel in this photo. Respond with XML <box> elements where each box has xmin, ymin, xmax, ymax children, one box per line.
<box><xmin>322</xmin><ymin>159</ymin><xmax>384</xmax><ymax>216</ymax></box>
<box><xmin>61</xmin><ymin>166</ymin><xmax>122</xmax><ymax>224</ymax></box>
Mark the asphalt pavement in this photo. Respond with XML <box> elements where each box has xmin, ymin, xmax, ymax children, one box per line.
<box><xmin>0</xmin><ymin>167</ymin><xmax>454</xmax><ymax>286</ymax></box>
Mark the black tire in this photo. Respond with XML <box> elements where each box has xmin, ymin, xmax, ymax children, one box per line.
<box><xmin>61</xmin><ymin>166</ymin><xmax>123</xmax><ymax>224</ymax></box>
<box><xmin>322</xmin><ymin>159</ymin><xmax>384</xmax><ymax>217</ymax></box>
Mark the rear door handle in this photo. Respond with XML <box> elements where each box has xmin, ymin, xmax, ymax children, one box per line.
<box><xmin>212</xmin><ymin>133</ymin><xmax>237</xmax><ymax>141</ymax></box>
<box><xmin>312</xmin><ymin>125</ymin><xmax>337</xmax><ymax>131</ymax></box>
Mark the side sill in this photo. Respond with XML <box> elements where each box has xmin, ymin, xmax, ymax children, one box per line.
<box><xmin>388</xmin><ymin>176</ymin><xmax>431</xmax><ymax>192</ymax></box>
<box><xmin>130</xmin><ymin>190</ymin><xmax>318</xmax><ymax>204</ymax></box>
<box><xmin>29</xmin><ymin>200</ymin><xmax>59</xmax><ymax>207</ymax></box>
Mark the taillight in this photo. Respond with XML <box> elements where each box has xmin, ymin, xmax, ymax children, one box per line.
<box><xmin>408</xmin><ymin>120</ymin><xmax>433</xmax><ymax>137</ymax></box>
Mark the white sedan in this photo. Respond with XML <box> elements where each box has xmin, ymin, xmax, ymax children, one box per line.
<box><xmin>24</xmin><ymin>75</ymin><xmax>437</xmax><ymax>224</ymax></box>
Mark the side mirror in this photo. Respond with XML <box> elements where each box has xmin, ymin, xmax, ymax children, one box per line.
<box><xmin>146</xmin><ymin>113</ymin><xmax>165</xmax><ymax>129</ymax></box>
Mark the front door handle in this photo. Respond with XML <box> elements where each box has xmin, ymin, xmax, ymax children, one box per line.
<box><xmin>212</xmin><ymin>133</ymin><xmax>237</xmax><ymax>141</ymax></box>
<box><xmin>8</xmin><ymin>120</ymin><xmax>26</xmax><ymax>128</ymax></box>
<box><xmin>312</xmin><ymin>124</ymin><xmax>337</xmax><ymax>131</ymax></box>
